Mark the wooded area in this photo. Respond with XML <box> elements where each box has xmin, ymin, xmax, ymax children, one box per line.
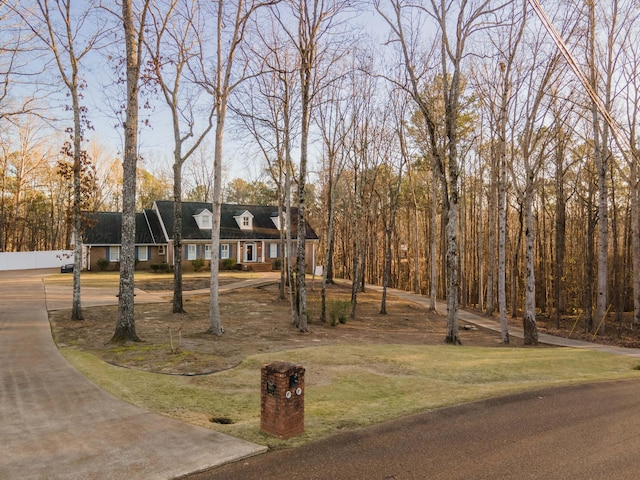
<box><xmin>2</xmin><ymin>0</ymin><xmax>640</xmax><ymax>342</ymax></box>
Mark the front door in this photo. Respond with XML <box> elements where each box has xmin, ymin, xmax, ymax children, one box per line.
<box><xmin>244</xmin><ymin>243</ymin><xmax>256</xmax><ymax>262</ymax></box>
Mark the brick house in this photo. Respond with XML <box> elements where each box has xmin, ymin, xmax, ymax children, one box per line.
<box><xmin>82</xmin><ymin>201</ymin><xmax>318</xmax><ymax>272</ymax></box>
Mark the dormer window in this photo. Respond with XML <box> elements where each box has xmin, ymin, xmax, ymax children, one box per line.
<box><xmin>271</xmin><ymin>212</ymin><xmax>281</xmax><ymax>230</ymax></box>
<box><xmin>193</xmin><ymin>208</ymin><xmax>213</xmax><ymax>230</ymax></box>
<box><xmin>234</xmin><ymin>210</ymin><xmax>254</xmax><ymax>230</ymax></box>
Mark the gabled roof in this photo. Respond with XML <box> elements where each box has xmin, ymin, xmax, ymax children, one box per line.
<box><xmin>153</xmin><ymin>200</ymin><xmax>318</xmax><ymax>241</ymax></box>
<box><xmin>143</xmin><ymin>209</ymin><xmax>166</xmax><ymax>244</ymax></box>
<box><xmin>82</xmin><ymin>211</ymin><xmax>167</xmax><ymax>245</ymax></box>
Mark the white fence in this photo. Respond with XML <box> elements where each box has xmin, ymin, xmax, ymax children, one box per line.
<box><xmin>0</xmin><ymin>250</ymin><xmax>74</xmax><ymax>271</ymax></box>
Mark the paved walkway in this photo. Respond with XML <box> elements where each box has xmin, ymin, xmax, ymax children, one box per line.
<box><xmin>44</xmin><ymin>274</ymin><xmax>280</xmax><ymax>311</ymax></box>
<box><xmin>0</xmin><ymin>269</ymin><xmax>266</xmax><ymax>480</ymax></box>
<box><xmin>364</xmin><ymin>282</ymin><xmax>640</xmax><ymax>358</ymax></box>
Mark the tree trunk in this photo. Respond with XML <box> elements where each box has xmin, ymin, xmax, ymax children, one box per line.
<box><xmin>632</xmin><ymin>157</ymin><xmax>640</xmax><ymax>325</ymax></box>
<box><xmin>583</xmin><ymin>190</ymin><xmax>596</xmax><ymax>332</ymax></box>
<box><xmin>112</xmin><ymin>0</ymin><xmax>144</xmax><ymax>343</ymax></box>
<box><xmin>486</xmin><ymin>147</ymin><xmax>497</xmax><ymax>316</ymax></box>
<box><xmin>523</xmin><ymin>184</ymin><xmax>538</xmax><ymax>345</ymax></box>
<box><xmin>295</xmin><ymin>60</ymin><xmax>310</xmax><ymax>334</ymax></box>
<box><xmin>208</xmin><ymin>112</ymin><xmax>225</xmax><ymax>335</ymax></box>
<box><xmin>173</xmin><ymin>162</ymin><xmax>185</xmax><ymax>313</ymax></box>
<box><xmin>588</xmin><ymin>0</ymin><xmax>611</xmax><ymax>335</ymax></box>
<box><xmin>497</xmin><ymin>127</ymin><xmax>508</xmax><ymax>343</ymax></box>
<box><xmin>321</xmin><ymin>167</ymin><xmax>339</xmax><ymax>322</ymax></box>
<box><xmin>554</xmin><ymin>131</ymin><xmax>566</xmax><ymax>328</ymax></box>
<box><xmin>71</xmin><ymin>86</ymin><xmax>83</xmax><ymax>321</ymax></box>
<box><xmin>429</xmin><ymin>163</ymin><xmax>438</xmax><ymax>312</ymax></box>
<box><xmin>511</xmin><ymin>205</ymin><xmax>523</xmax><ymax>319</ymax></box>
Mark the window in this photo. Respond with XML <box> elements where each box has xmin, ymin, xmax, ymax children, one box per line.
<box><xmin>137</xmin><ymin>246</ymin><xmax>148</xmax><ymax>261</ymax></box>
<box><xmin>158</xmin><ymin>245</ymin><xmax>166</xmax><ymax>255</ymax></box>
<box><xmin>269</xmin><ymin>243</ymin><xmax>278</xmax><ymax>258</ymax></box>
<box><xmin>109</xmin><ymin>246</ymin><xmax>120</xmax><ymax>263</ymax></box>
<box><xmin>234</xmin><ymin>210</ymin><xmax>254</xmax><ymax>230</ymax></box>
<box><xmin>187</xmin><ymin>244</ymin><xmax>197</xmax><ymax>260</ymax></box>
<box><xmin>193</xmin><ymin>210</ymin><xmax>213</xmax><ymax>229</ymax></box>
<box><xmin>205</xmin><ymin>244</ymin><xmax>212</xmax><ymax>260</ymax></box>
<box><xmin>220</xmin><ymin>244</ymin><xmax>230</xmax><ymax>259</ymax></box>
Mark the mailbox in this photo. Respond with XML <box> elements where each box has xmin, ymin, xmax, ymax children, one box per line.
<box><xmin>260</xmin><ymin>361</ymin><xmax>305</xmax><ymax>439</ymax></box>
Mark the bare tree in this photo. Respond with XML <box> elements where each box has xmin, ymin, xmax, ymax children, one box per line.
<box><xmin>1</xmin><ymin>119</ymin><xmax>53</xmax><ymax>251</ymax></box>
<box><xmin>377</xmin><ymin>0</ymin><xmax>507</xmax><ymax>344</ymax></box>
<box><xmin>18</xmin><ymin>0</ymin><xmax>107</xmax><ymax>320</ymax></box>
<box><xmin>586</xmin><ymin>0</ymin><xmax>611</xmax><ymax>335</ymax></box>
<box><xmin>380</xmin><ymin>91</ymin><xmax>407</xmax><ymax>314</ymax></box>
<box><xmin>619</xmin><ymin>5</ymin><xmax>640</xmax><ymax>326</ymax></box>
<box><xmin>184</xmin><ymin>141</ymin><xmax>215</xmax><ymax>202</ymax></box>
<box><xmin>192</xmin><ymin>0</ymin><xmax>277</xmax><ymax>335</ymax></box>
<box><xmin>508</xmin><ymin>8</ymin><xmax>568</xmax><ymax>344</ymax></box>
<box><xmin>232</xmin><ymin>18</ymin><xmax>300</xmax><ymax>304</ymax></box>
<box><xmin>145</xmin><ymin>0</ymin><xmax>215</xmax><ymax>313</ymax></box>
<box><xmin>273</xmin><ymin>0</ymin><xmax>351</xmax><ymax>332</ymax></box>
<box><xmin>111</xmin><ymin>0</ymin><xmax>150</xmax><ymax>343</ymax></box>
<box><xmin>0</xmin><ymin>4</ymin><xmax>50</xmax><ymax>125</ymax></box>
<box><xmin>472</xmin><ymin>0</ymin><xmax>528</xmax><ymax>343</ymax></box>
<box><xmin>314</xmin><ymin>64</ymin><xmax>352</xmax><ymax>321</ymax></box>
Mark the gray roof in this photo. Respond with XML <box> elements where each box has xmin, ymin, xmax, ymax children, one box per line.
<box><xmin>82</xmin><ymin>211</ymin><xmax>167</xmax><ymax>245</ymax></box>
<box><xmin>82</xmin><ymin>201</ymin><xmax>317</xmax><ymax>246</ymax></box>
<box><xmin>153</xmin><ymin>201</ymin><xmax>318</xmax><ymax>241</ymax></box>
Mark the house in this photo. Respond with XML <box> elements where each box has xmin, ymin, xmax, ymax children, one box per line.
<box><xmin>81</xmin><ymin>201</ymin><xmax>318</xmax><ymax>273</ymax></box>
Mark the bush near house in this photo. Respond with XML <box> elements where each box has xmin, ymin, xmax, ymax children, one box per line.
<box><xmin>96</xmin><ymin>258</ymin><xmax>109</xmax><ymax>272</ymax></box>
<box><xmin>220</xmin><ymin>258</ymin><xmax>237</xmax><ymax>270</ymax></box>
<box><xmin>150</xmin><ymin>263</ymin><xmax>171</xmax><ymax>273</ymax></box>
<box><xmin>192</xmin><ymin>258</ymin><xmax>206</xmax><ymax>272</ymax></box>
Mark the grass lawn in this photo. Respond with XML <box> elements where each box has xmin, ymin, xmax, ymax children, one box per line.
<box><xmin>61</xmin><ymin>343</ymin><xmax>640</xmax><ymax>450</ymax></box>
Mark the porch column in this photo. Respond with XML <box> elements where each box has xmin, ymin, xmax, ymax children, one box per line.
<box><xmin>261</xmin><ymin>240</ymin><xmax>265</xmax><ymax>263</ymax></box>
<box><xmin>237</xmin><ymin>241</ymin><xmax>241</xmax><ymax>262</ymax></box>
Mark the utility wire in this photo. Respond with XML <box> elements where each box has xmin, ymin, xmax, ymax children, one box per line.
<box><xmin>527</xmin><ymin>0</ymin><xmax>636</xmax><ymax>165</ymax></box>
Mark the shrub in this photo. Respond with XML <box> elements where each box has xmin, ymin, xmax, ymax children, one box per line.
<box><xmin>330</xmin><ymin>311</ymin><xmax>339</xmax><ymax>327</ymax></box>
<box><xmin>192</xmin><ymin>258</ymin><xmax>206</xmax><ymax>272</ymax></box>
<box><xmin>273</xmin><ymin>258</ymin><xmax>282</xmax><ymax>270</ymax></box>
<box><xmin>96</xmin><ymin>258</ymin><xmax>109</xmax><ymax>271</ymax></box>
<box><xmin>329</xmin><ymin>300</ymin><xmax>349</xmax><ymax>326</ymax></box>
<box><xmin>220</xmin><ymin>258</ymin><xmax>236</xmax><ymax>270</ymax></box>
<box><xmin>151</xmin><ymin>262</ymin><xmax>170</xmax><ymax>273</ymax></box>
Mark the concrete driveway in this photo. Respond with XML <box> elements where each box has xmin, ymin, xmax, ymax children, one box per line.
<box><xmin>0</xmin><ymin>269</ymin><xmax>266</xmax><ymax>480</ymax></box>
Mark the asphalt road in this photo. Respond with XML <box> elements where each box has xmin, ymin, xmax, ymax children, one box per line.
<box><xmin>185</xmin><ymin>378</ymin><xmax>640</xmax><ymax>480</ymax></box>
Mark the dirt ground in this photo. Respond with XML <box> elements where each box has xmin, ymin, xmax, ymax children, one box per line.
<box><xmin>50</xmin><ymin>277</ymin><xmax>640</xmax><ymax>375</ymax></box>
<box><xmin>536</xmin><ymin>312</ymin><xmax>640</xmax><ymax>349</ymax></box>
<box><xmin>50</xmin><ymin>280</ymin><xmax>510</xmax><ymax>375</ymax></box>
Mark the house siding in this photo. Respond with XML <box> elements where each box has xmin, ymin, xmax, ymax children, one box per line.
<box><xmin>86</xmin><ymin>245</ymin><xmax>168</xmax><ymax>271</ymax></box>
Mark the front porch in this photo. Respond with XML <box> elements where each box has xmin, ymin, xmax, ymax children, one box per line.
<box><xmin>237</xmin><ymin>261</ymin><xmax>275</xmax><ymax>273</ymax></box>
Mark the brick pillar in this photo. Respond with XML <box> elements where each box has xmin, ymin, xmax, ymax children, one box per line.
<box><xmin>260</xmin><ymin>361</ymin><xmax>305</xmax><ymax>439</ymax></box>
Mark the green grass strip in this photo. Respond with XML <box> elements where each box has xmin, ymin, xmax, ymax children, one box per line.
<box><xmin>61</xmin><ymin>344</ymin><xmax>640</xmax><ymax>449</ymax></box>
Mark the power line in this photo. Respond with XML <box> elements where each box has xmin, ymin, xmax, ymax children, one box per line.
<box><xmin>527</xmin><ymin>0</ymin><xmax>636</xmax><ymax>165</ymax></box>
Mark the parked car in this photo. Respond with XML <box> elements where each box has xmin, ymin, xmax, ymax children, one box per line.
<box><xmin>60</xmin><ymin>264</ymin><xmax>74</xmax><ymax>273</ymax></box>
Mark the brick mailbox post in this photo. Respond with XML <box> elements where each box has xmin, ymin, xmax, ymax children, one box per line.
<box><xmin>260</xmin><ymin>361</ymin><xmax>305</xmax><ymax>439</ymax></box>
